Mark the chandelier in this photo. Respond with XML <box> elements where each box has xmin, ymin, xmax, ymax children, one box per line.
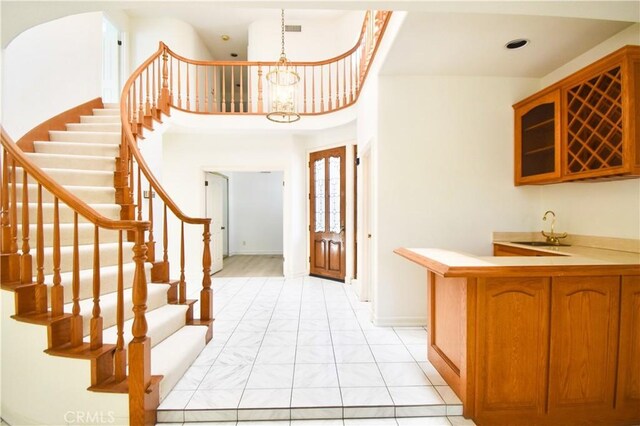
<box><xmin>266</xmin><ymin>9</ymin><xmax>300</xmax><ymax>123</ymax></box>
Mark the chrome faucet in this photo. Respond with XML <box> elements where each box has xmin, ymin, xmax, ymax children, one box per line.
<box><xmin>541</xmin><ymin>210</ymin><xmax>567</xmax><ymax>245</ymax></box>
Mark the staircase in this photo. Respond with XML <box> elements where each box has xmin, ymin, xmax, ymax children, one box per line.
<box><xmin>1</xmin><ymin>102</ymin><xmax>211</xmax><ymax>425</ymax></box>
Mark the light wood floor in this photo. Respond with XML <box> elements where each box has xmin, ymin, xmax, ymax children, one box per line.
<box><xmin>213</xmin><ymin>255</ymin><xmax>284</xmax><ymax>277</ymax></box>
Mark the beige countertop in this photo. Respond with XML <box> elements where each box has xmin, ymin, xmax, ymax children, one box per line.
<box><xmin>395</xmin><ymin>237</ymin><xmax>640</xmax><ymax>278</ymax></box>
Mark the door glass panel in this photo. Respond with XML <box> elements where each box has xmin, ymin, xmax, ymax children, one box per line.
<box><xmin>329</xmin><ymin>156</ymin><xmax>341</xmax><ymax>233</ymax></box>
<box><xmin>314</xmin><ymin>158</ymin><xmax>325</xmax><ymax>232</ymax></box>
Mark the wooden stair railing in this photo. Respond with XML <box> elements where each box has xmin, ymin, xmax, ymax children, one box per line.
<box><xmin>0</xmin><ymin>127</ymin><xmax>155</xmax><ymax>424</ymax></box>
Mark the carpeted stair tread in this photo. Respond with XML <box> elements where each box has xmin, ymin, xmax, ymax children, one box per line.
<box><xmin>28</xmin><ymin>222</ymin><xmax>121</xmax><ymax>246</ymax></box>
<box><xmin>17</xmin><ymin>202</ymin><xmax>122</xmax><ymax>223</ymax></box>
<box><xmin>34</xmin><ymin>141</ymin><xmax>120</xmax><ymax>157</ymax></box>
<box><xmin>101</xmin><ymin>303</ymin><xmax>190</xmax><ymax>351</ymax></box>
<box><xmin>92</xmin><ymin>108</ymin><xmax>120</xmax><ymax>116</ymax></box>
<box><xmin>24</xmin><ymin>152</ymin><xmax>116</xmax><ymax>171</ymax></box>
<box><xmin>49</xmin><ymin>130</ymin><xmax>120</xmax><ymax>144</ymax></box>
<box><xmin>17</xmin><ymin>183</ymin><xmax>115</xmax><ymax>204</ymax></box>
<box><xmin>14</xmin><ymin>166</ymin><xmax>115</xmax><ymax>187</ymax></box>
<box><xmin>37</xmin><ymin>241</ymin><xmax>136</xmax><ymax>275</ymax></box>
<box><xmin>64</xmin><ymin>283</ymin><xmax>171</xmax><ymax>337</ymax></box>
<box><xmin>66</xmin><ymin>123</ymin><xmax>121</xmax><ymax>133</ymax></box>
<box><xmin>80</xmin><ymin>115</ymin><xmax>120</xmax><ymax>124</ymax></box>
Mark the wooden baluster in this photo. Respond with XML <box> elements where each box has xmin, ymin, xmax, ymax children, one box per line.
<box><xmin>303</xmin><ymin>67</ymin><xmax>307</xmax><ymax>113</ymax></box>
<box><xmin>138</xmin><ymin>75</ymin><xmax>144</xmax><ymax>127</ymax></box>
<box><xmin>213</xmin><ymin>66</ymin><xmax>218</xmax><ymax>112</ymax></box>
<box><xmin>161</xmin><ymin>49</ymin><xmax>170</xmax><ymax>113</ymax></box>
<box><xmin>51</xmin><ymin>197</ymin><xmax>63</xmax><ymax>316</ymax></box>
<box><xmin>177</xmin><ymin>60</ymin><xmax>182</xmax><ymax>108</ymax></box>
<box><xmin>137</xmin><ymin>166</ymin><xmax>142</xmax><ymax>221</ymax></box>
<box><xmin>129</xmin><ymin>157</ymin><xmax>134</xmax><ymax>212</ymax></box>
<box><xmin>1</xmin><ymin>150</ymin><xmax>10</xmax><ymax>261</ymax></box>
<box><xmin>147</xmin><ymin>182</ymin><xmax>155</xmax><ymax>263</ymax></box>
<box><xmin>152</xmin><ymin>57</ymin><xmax>157</xmax><ymax>116</ymax></box>
<box><xmin>350</xmin><ymin>55</ymin><xmax>354</xmax><ymax>103</ymax></box>
<box><xmin>231</xmin><ymin>66</ymin><xmax>235</xmax><ymax>113</ymax></box>
<box><xmin>169</xmin><ymin>54</ymin><xmax>174</xmax><ymax>107</ymax></box>
<box><xmin>132</xmin><ymin>80</ymin><xmax>137</xmax><ymax>130</ymax></box>
<box><xmin>179</xmin><ymin>222</ymin><xmax>186</xmax><ymax>304</ymax></box>
<box><xmin>248</xmin><ymin>65</ymin><xmax>253</xmax><ymax>113</ymax></box>
<box><xmin>335</xmin><ymin>61</ymin><xmax>340</xmax><ymax>108</ymax></box>
<box><xmin>257</xmin><ymin>65</ymin><xmax>264</xmax><ymax>114</ymax></box>
<box><xmin>200</xmin><ymin>222</ymin><xmax>212</xmax><ymax>321</ymax></box>
<box><xmin>163</xmin><ymin>204</ymin><xmax>168</xmax><ymax>267</ymax></box>
<box><xmin>222</xmin><ymin>66</ymin><xmax>226</xmax><ymax>113</ymax></box>
<box><xmin>145</xmin><ymin>67</ymin><xmax>151</xmax><ymax>119</ymax></box>
<box><xmin>70</xmin><ymin>212</ymin><xmax>83</xmax><ymax>347</ymax></box>
<box><xmin>195</xmin><ymin>65</ymin><xmax>199</xmax><ymax>112</ymax></box>
<box><xmin>204</xmin><ymin>65</ymin><xmax>208</xmax><ymax>113</ymax></box>
<box><xmin>240</xmin><ymin>66</ymin><xmax>244</xmax><ymax>113</ymax></box>
<box><xmin>343</xmin><ymin>59</ymin><xmax>347</xmax><ymax>106</ymax></box>
<box><xmin>20</xmin><ymin>170</ymin><xmax>32</xmax><ymax>283</ymax></box>
<box><xmin>35</xmin><ymin>184</ymin><xmax>47</xmax><ymax>312</ymax></box>
<box><xmin>114</xmin><ymin>230</ymin><xmax>126</xmax><ymax>381</ymax></box>
<box><xmin>9</xmin><ymin>158</ymin><xmax>18</xmax><ymax>260</ymax></box>
<box><xmin>312</xmin><ymin>66</ymin><xmax>316</xmax><ymax>113</ymax></box>
<box><xmin>355</xmin><ymin>49</ymin><xmax>360</xmax><ymax>96</ymax></box>
<box><xmin>328</xmin><ymin>64</ymin><xmax>333</xmax><ymax>111</ymax></box>
<box><xmin>128</xmin><ymin>226</ymin><xmax>150</xmax><ymax>426</ymax></box>
<box><xmin>186</xmin><ymin>63</ymin><xmax>191</xmax><ymax>110</ymax></box>
<box><xmin>90</xmin><ymin>225</ymin><xmax>102</xmax><ymax>350</ymax></box>
<box><xmin>321</xmin><ymin>66</ymin><xmax>325</xmax><ymax>113</ymax></box>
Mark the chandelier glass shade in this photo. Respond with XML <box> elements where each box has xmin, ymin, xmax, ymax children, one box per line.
<box><xmin>266</xmin><ymin>10</ymin><xmax>300</xmax><ymax>123</ymax></box>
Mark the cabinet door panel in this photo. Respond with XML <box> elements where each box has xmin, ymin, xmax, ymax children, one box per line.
<box><xmin>477</xmin><ymin>277</ymin><xmax>549</xmax><ymax>415</ymax></box>
<box><xmin>549</xmin><ymin>276</ymin><xmax>620</xmax><ymax>414</ymax></box>
<box><xmin>617</xmin><ymin>276</ymin><xmax>640</xmax><ymax>418</ymax></box>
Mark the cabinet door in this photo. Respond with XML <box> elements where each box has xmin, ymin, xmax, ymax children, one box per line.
<box><xmin>476</xmin><ymin>277</ymin><xmax>550</xmax><ymax>423</ymax></box>
<box><xmin>564</xmin><ymin>62</ymin><xmax>626</xmax><ymax>179</ymax></box>
<box><xmin>514</xmin><ymin>90</ymin><xmax>562</xmax><ymax>185</ymax></box>
<box><xmin>548</xmin><ymin>276</ymin><xmax>620</xmax><ymax>418</ymax></box>
<box><xmin>616</xmin><ymin>276</ymin><xmax>640</xmax><ymax>420</ymax></box>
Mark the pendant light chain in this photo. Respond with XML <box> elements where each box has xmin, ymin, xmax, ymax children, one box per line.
<box><xmin>280</xmin><ymin>9</ymin><xmax>286</xmax><ymax>58</ymax></box>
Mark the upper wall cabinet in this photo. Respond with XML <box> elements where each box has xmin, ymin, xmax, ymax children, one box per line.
<box><xmin>513</xmin><ymin>45</ymin><xmax>640</xmax><ymax>186</ymax></box>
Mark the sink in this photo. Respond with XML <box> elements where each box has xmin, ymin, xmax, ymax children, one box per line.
<box><xmin>511</xmin><ymin>241</ymin><xmax>571</xmax><ymax>247</ymax></box>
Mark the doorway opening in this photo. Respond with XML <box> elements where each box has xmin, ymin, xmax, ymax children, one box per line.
<box><xmin>102</xmin><ymin>16</ymin><xmax>121</xmax><ymax>103</ymax></box>
<box><xmin>206</xmin><ymin>171</ymin><xmax>284</xmax><ymax>277</ymax></box>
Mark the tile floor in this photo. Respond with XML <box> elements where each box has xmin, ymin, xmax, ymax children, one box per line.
<box><xmin>158</xmin><ymin>276</ymin><xmax>475</xmax><ymax>425</ymax></box>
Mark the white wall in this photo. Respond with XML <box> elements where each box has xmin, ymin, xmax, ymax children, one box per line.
<box><xmin>1</xmin><ymin>12</ymin><xmax>103</xmax><ymax>140</ymax></box>
<box><xmin>538</xmin><ymin>23</ymin><xmax>640</xmax><ymax>239</ymax></box>
<box><xmin>161</xmin><ymin>131</ymin><xmax>308</xmax><ymax>279</ymax></box>
<box><xmin>228</xmin><ymin>171</ymin><xmax>284</xmax><ymax>255</ymax></box>
<box><xmin>372</xmin><ymin>75</ymin><xmax>541</xmax><ymax>325</ymax></box>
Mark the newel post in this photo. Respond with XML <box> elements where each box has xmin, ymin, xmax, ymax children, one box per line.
<box><xmin>160</xmin><ymin>46</ymin><xmax>171</xmax><ymax>115</ymax></box>
<box><xmin>200</xmin><ymin>221</ymin><xmax>213</xmax><ymax>321</ymax></box>
<box><xmin>128</xmin><ymin>225</ymin><xmax>157</xmax><ymax>426</ymax></box>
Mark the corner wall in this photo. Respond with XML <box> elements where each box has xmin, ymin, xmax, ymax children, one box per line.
<box><xmin>373</xmin><ymin>75</ymin><xmax>541</xmax><ymax>325</ymax></box>
<box><xmin>1</xmin><ymin>12</ymin><xmax>103</xmax><ymax>140</ymax></box>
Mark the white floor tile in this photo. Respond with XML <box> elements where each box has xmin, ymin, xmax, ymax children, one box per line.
<box><xmin>215</xmin><ymin>345</ymin><xmax>260</xmax><ymax>365</ymax></box>
<box><xmin>186</xmin><ymin>389</ymin><xmax>243</xmax><ymax>409</ymax></box>
<box><xmin>343</xmin><ymin>419</ymin><xmax>397</xmax><ymax>425</ymax></box>
<box><xmin>226</xmin><ymin>331</ymin><xmax>266</xmax><ymax>347</ymax></box>
<box><xmin>291</xmin><ymin>419</ymin><xmax>344</xmax><ymax>425</ymax></box>
<box><xmin>299</xmin><ymin>318</ymin><xmax>331</xmax><ymax>331</ymax></box>
<box><xmin>333</xmin><ymin>345</ymin><xmax>375</xmax><ymax>363</ymax></box>
<box><xmin>236</xmin><ymin>319</ymin><xmax>270</xmax><ymax>332</ymax></box>
<box><xmin>158</xmin><ymin>390</ymin><xmax>194</xmax><ymax>409</ymax></box>
<box><xmin>298</xmin><ymin>330</ymin><xmax>332</xmax><ymax>346</ymax></box>
<box><xmin>268</xmin><ymin>318</ymin><xmax>300</xmax><ymax>331</ymax></box>
<box><xmin>434</xmin><ymin>386</ymin><xmax>463</xmax><ymax>405</ymax></box>
<box><xmin>173</xmin><ymin>364</ymin><xmax>211</xmax><ymax>390</ymax></box>
<box><xmin>405</xmin><ymin>344</ymin><xmax>428</xmax><ymax>362</ymax></box>
<box><xmin>369</xmin><ymin>345</ymin><xmax>414</xmax><ymax>363</ymax></box>
<box><xmin>331</xmin><ymin>330</ymin><xmax>367</xmax><ymax>345</ymax></box>
<box><xmin>448</xmin><ymin>416</ymin><xmax>476</xmax><ymax>425</ymax></box>
<box><xmin>246</xmin><ymin>364</ymin><xmax>295</xmax><ymax>389</ymax></box>
<box><xmin>396</xmin><ymin>416</ymin><xmax>451</xmax><ymax>425</ymax></box>
<box><xmin>393</xmin><ymin>328</ymin><xmax>428</xmax><ymax>345</ymax></box>
<box><xmin>336</xmin><ymin>364</ymin><xmax>385</xmax><ymax>387</ymax></box>
<box><xmin>296</xmin><ymin>345</ymin><xmax>335</xmax><ymax>364</ymax></box>
<box><xmin>377</xmin><ymin>363</ymin><xmax>430</xmax><ymax>387</ymax></box>
<box><xmin>262</xmin><ymin>331</ymin><xmax>299</xmax><ymax>346</ymax></box>
<box><xmin>291</xmin><ymin>387</ymin><xmax>343</xmax><ymax>407</ymax></box>
<box><xmin>328</xmin><ymin>317</ymin><xmax>362</xmax><ymax>330</ymax></box>
<box><xmin>199</xmin><ymin>364</ymin><xmax>252</xmax><ymax>390</ymax></box>
<box><xmin>388</xmin><ymin>386</ymin><xmax>445</xmax><ymax>406</ymax></box>
<box><xmin>418</xmin><ymin>362</ymin><xmax>447</xmax><ymax>385</ymax></box>
<box><xmin>341</xmin><ymin>387</ymin><xmax>393</xmax><ymax>406</ymax></box>
<box><xmin>294</xmin><ymin>364</ymin><xmax>340</xmax><ymax>388</ymax></box>
<box><xmin>255</xmin><ymin>345</ymin><xmax>297</xmax><ymax>364</ymax></box>
<box><xmin>239</xmin><ymin>388</ymin><xmax>292</xmax><ymax>408</ymax></box>
<box><xmin>363</xmin><ymin>329</ymin><xmax>402</xmax><ymax>345</ymax></box>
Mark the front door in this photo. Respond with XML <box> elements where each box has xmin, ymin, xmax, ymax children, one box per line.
<box><xmin>309</xmin><ymin>146</ymin><xmax>346</xmax><ymax>281</ymax></box>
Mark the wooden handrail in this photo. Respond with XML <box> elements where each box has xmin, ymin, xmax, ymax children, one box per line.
<box><xmin>1</xmin><ymin>128</ymin><xmax>149</xmax><ymax>233</ymax></box>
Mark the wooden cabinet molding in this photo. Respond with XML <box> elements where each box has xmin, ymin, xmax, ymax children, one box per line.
<box><xmin>513</xmin><ymin>45</ymin><xmax>640</xmax><ymax>185</ymax></box>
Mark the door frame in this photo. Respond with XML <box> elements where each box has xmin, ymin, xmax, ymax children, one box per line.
<box><xmin>355</xmin><ymin>143</ymin><xmax>372</xmax><ymax>301</ymax></box>
<box><xmin>205</xmin><ymin>172</ymin><xmax>229</xmax><ymax>258</ymax></box>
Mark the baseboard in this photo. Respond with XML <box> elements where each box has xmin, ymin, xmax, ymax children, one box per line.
<box><xmin>228</xmin><ymin>251</ymin><xmax>283</xmax><ymax>256</ymax></box>
<box><xmin>372</xmin><ymin>314</ymin><xmax>428</xmax><ymax>327</ymax></box>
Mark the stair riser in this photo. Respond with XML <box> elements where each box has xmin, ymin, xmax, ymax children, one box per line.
<box><xmin>66</xmin><ymin>123</ymin><xmax>122</xmax><ymax>133</ymax></box>
<box><xmin>92</xmin><ymin>109</ymin><xmax>120</xmax><ymax>116</ymax></box>
<box><xmin>36</xmin><ymin>243</ymin><xmax>136</xmax><ymax>276</ymax></box>
<box><xmin>46</xmin><ymin>262</ymin><xmax>152</xmax><ymax>304</ymax></box>
<box><xmin>49</xmin><ymin>131</ymin><xmax>120</xmax><ymax>144</ymax></box>
<box><xmin>16</xmin><ymin>184</ymin><xmax>115</xmax><ymax>204</ymax></box>
<box><xmin>25</xmin><ymin>153</ymin><xmax>116</xmax><ymax>172</ymax></box>
<box><xmin>34</xmin><ymin>142</ymin><xmax>120</xmax><ymax>157</ymax></box>
<box><xmin>14</xmin><ymin>167</ymin><xmax>115</xmax><ymax>187</ymax></box>
<box><xmin>80</xmin><ymin>115</ymin><xmax>120</xmax><ymax>124</ymax></box>
<box><xmin>65</xmin><ymin>283</ymin><xmax>170</xmax><ymax>337</ymax></box>
<box><xmin>16</xmin><ymin>204</ymin><xmax>122</xmax><ymax>224</ymax></box>
<box><xmin>29</xmin><ymin>223</ymin><xmax>121</xmax><ymax>246</ymax></box>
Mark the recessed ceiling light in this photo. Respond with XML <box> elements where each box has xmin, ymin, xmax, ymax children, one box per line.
<box><xmin>221</xmin><ymin>35</ymin><xmax>230</xmax><ymax>41</ymax></box>
<box><xmin>230</xmin><ymin>53</ymin><xmax>238</xmax><ymax>58</ymax></box>
<box><xmin>505</xmin><ymin>39</ymin><xmax>529</xmax><ymax>50</ymax></box>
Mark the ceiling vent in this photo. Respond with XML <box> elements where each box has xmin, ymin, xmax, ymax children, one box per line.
<box><xmin>285</xmin><ymin>25</ymin><xmax>302</xmax><ymax>32</ymax></box>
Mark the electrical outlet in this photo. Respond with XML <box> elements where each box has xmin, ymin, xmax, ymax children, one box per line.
<box><xmin>242</xmin><ymin>241</ymin><xmax>246</xmax><ymax>246</ymax></box>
